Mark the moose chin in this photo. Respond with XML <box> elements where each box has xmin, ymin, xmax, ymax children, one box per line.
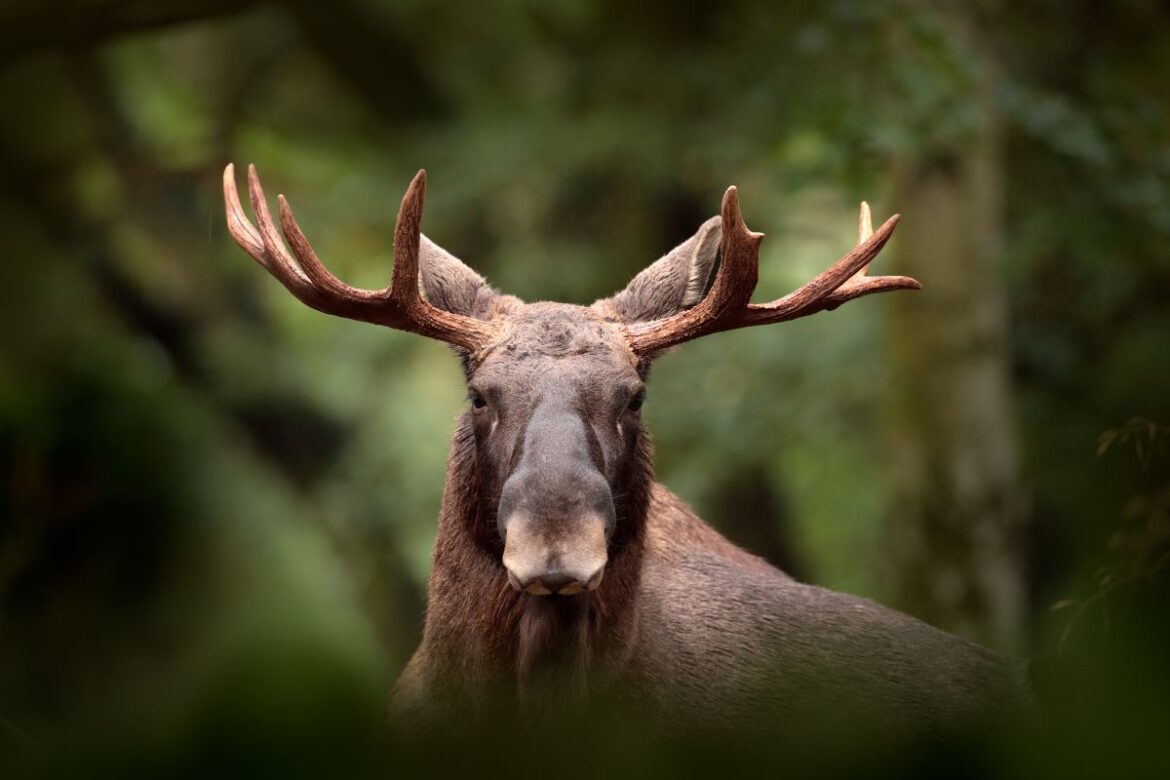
<box><xmin>224</xmin><ymin>162</ymin><xmax>1031</xmax><ymax>745</ymax></box>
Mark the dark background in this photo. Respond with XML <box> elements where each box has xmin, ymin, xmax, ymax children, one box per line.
<box><xmin>1</xmin><ymin>0</ymin><xmax>1167</xmax><ymax>775</ymax></box>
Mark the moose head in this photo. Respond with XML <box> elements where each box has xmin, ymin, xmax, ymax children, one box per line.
<box><xmin>223</xmin><ymin>164</ymin><xmax>917</xmax><ymax>599</ymax></box>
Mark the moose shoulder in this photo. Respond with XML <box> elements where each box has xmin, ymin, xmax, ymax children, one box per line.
<box><xmin>224</xmin><ymin>164</ymin><xmax>1028</xmax><ymax>742</ymax></box>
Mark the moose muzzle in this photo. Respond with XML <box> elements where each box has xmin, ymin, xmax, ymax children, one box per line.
<box><xmin>501</xmin><ymin>510</ymin><xmax>608</xmax><ymax>595</ymax></box>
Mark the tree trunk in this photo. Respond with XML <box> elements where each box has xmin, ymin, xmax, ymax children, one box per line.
<box><xmin>882</xmin><ymin>27</ymin><xmax>1027</xmax><ymax>654</ymax></box>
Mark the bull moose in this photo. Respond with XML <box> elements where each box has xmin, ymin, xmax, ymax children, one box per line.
<box><xmin>223</xmin><ymin>164</ymin><xmax>1028</xmax><ymax>744</ymax></box>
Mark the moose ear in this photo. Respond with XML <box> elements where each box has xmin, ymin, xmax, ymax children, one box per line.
<box><xmin>418</xmin><ymin>234</ymin><xmax>500</xmax><ymax>319</ymax></box>
<box><xmin>600</xmin><ymin>216</ymin><xmax>721</xmax><ymax>323</ymax></box>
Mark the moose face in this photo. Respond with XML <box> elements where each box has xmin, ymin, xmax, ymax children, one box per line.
<box><xmin>226</xmin><ymin>164</ymin><xmax>913</xmax><ymax>601</ymax></box>
<box><xmin>467</xmin><ymin>304</ymin><xmax>645</xmax><ymax>596</ymax></box>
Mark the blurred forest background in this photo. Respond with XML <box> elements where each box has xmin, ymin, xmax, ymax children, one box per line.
<box><xmin>1</xmin><ymin>0</ymin><xmax>1168</xmax><ymax>775</ymax></box>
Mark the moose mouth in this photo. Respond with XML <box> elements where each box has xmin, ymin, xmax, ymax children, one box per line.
<box><xmin>506</xmin><ymin>566</ymin><xmax>605</xmax><ymax>596</ymax></box>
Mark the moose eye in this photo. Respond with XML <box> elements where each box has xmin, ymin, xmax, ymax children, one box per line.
<box><xmin>469</xmin><ymin>391</ymin><xmax>488</xmax><ymax>410</ymax></box>
<box><xmin>627</xmin><ymin>390</ymin><xmax>645</xmax><ymax>412</ymax></box>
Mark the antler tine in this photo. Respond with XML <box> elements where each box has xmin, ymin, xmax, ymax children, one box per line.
<box><xmin>390</xmin><ymin>170</ymin><xmax>426</xmax><ymax>305</ymax></box>
<box><xmin>711</xmin><ymin>186</ymin><xmax>766</xmax><ymax>319</ymax></box>
<box><xmin>378</xmin><ymin>170</ymin><xmax>497</xmax><ymax>349</ymax></box>
<box><xmin>626</xmin><ymin>191</ymin><xmax>920</xmax><ymax>356</ymax></box>
<box><xmin>859</xmin><ymin>200</ymin><xmax>873</xmax><ymax>245</ymax></box>
<box><xmin>246</xmin><ymin>165</ymin><xmax>312</xmax><ymax>287</ymax></box>
<box><xmin>277</xmin><ymin>194</ymin><xmax>383</xmax><ymax>305</ymax></box>
<box><xmin>223</xmin><ymin>163</ymin><xmax>267</xmax><ymax>263</ymax></box>
<box><xmin>223</xmin><ymin>164</ymin><xmax>496</xmax><ymax>352</ymax></box>
<box><xmin>225</xmin><ymin>163</ymin><xmax>333</xmax><ymax>313</ymax></box>
<box><xmin>843</xmin><ymin>200</ymin><xmax>875</xmax><ymax>283</ymax></box>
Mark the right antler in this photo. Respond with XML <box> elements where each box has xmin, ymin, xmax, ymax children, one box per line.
<box><xmin>625</xmin><ymin>188</ymin><xmax>919</xmax><ymax>355</ymax></box>
<box><xmin>223</xmin><ymin>163</ymin><xmax>497</xmax><ymax>352</ymax></box>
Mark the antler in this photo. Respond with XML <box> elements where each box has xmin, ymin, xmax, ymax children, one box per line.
<box><xmin>625</xmin><ymin>189</ymin><xmax>920</xmax><ymax>355</ymax></box>
<box><xmin>223</xmin><ymin>163</ymin><xmax>497</xmax><ymax>352</ymax></box>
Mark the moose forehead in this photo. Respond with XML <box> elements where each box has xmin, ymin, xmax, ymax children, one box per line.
<box><xmin>472</xmin><ymin>302</ymin><xmax>639</xmax><ymax>388</ymax></box>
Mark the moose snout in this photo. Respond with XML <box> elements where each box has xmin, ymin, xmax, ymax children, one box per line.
<box><xmin>501</xmin><ymin>511</ymin><xmax>609</xmax><ymax>597</ymax></box>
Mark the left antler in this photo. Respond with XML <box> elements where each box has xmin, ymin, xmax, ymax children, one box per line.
<box><xmin>223</xmin><ymin>163</ymin><xmax>497</xmax><ymax>353</ymax></box>
<box><xmin>625</xmin><ymin>190</ymin><xmax>920</xmax><ymax>355</ymax></box>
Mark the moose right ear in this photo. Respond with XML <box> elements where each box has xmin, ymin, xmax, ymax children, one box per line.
<box><xmin>418</xmin><ymin>235</ymin><xmax>500</xmax><ymax>320</ymax></box>
<box><xmin>599</xmin><ymin>216</ymin><xmax>721</xmax><ymax>323</ymax></box>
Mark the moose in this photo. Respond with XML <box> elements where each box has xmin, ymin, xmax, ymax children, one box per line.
<box><xmin>224</xmin><ymin>163</ymin><xmax>1028</xmax><ymax>744</ymax></box>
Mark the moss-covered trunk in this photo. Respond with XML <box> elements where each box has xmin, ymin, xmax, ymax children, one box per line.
<box><xmin>883</xmin><ymin>32</ymin><xmax>1027</xmax><ymax>654</ymax></box>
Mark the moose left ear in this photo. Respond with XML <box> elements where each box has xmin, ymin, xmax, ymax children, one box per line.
<box><xmin>418</xmin><ymin>234</ymin><xmax>500</xmax><ymax>320</ymax></box>
<box><xmin>598</xmin><ymin>216</ymin><xmax>721</xmax><ymax>323</ymax></box>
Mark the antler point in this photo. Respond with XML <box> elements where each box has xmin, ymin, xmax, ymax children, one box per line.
<box><xmin>721</xmin><ymin>185</ymin><xmax>745</xmax><ymax>226</ymax></box>
<box><xmin>721</xmin><ymin>185</ymin><xmax>740</xmax><ymax>211</ymax></box>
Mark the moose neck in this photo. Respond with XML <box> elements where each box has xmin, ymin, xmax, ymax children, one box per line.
<box><xmin>425</xmin><ymin>415</ymin><xmax>652</xmax><ymax>701</ymax></box>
